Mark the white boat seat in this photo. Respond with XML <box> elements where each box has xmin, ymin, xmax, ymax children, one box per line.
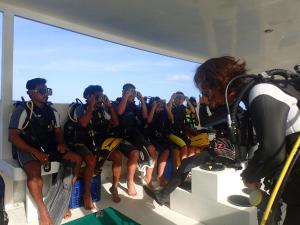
<box><xmin>0</xmin><ymin>159</ymin><xmax>60</xmax><ymax>181</ymax></box>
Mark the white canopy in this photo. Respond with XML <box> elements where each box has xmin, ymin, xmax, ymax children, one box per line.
<box><xmin>0</xmin><ymin>0</ymin><xmax>300</xmax><ymax>72</ymax></box>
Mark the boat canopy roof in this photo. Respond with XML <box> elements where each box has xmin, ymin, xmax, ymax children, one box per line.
<box><xmin>0</xmin><ymin>0</ymin><xmax>300</xmax><ymax>72</ymax></box>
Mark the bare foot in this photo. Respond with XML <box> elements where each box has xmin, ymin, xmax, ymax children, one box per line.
<box><xmin>157</xmin><ymin>177</ymin><xmax>167</xmax><ymax>187</ymax></box>
<box><xmin>109</xmin><ymin>186</ymin><xmax>121</xmax><ymax>203</ymax></box>
<box><xmin>63</xmin><ymin>209</ymin><xmax>72</xmax><ymax>219</ymax></box>
<box><xmin>39</xmin><ymin>209</ymin><xmax>53</xmax><ymax>225</ymax></box>
<box><xmin>127</xmin><ymin>181</ymin><xmax>137</xmax><ymax>196</ymax></box>
<box><xmin>83</xmin><ymin>193</ymin><xmax>96</xmax><ymax>210</ymax></box>
<box><xmin>142</xmin><ymin>176</ymin><xmax>154</xmax><ymax>189</ymax></box>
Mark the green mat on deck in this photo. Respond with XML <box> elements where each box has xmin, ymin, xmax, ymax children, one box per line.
<box><xmin>64</xmin><ymin>207</ymin><xmax>140</xmax><ymax>225</ymax></box>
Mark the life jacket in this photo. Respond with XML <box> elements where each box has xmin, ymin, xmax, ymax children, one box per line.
<box><xmin>185</xmin><ymin>107</ymin><xmax>197</xmax><ymax>129</ymax></box>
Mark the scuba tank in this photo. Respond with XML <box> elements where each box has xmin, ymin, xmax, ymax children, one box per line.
<box><xmin>0</xmin><ymin>175</ymin><xmax>9</xmax><ymax>225</ymax></box>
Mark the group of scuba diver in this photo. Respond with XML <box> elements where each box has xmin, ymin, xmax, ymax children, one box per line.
<box><xmin>7</xmin><ymin>76</ymin><xmax>204</xmax><ymax>225</ymax></box>
<box><xmin>5</xmin><ymin>55</ymin><xmax>300</xmax><ymax>225</ymax></box>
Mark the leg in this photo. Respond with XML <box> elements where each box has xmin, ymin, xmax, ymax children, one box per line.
<box><xmin>108</xmin><ymin>150</ymin><xmax>123</xmax><ymax>203</ymax></box>
<box><xmin>144</xmin><ymin>151</ymin><xmax>211</xmax><ymax>205</ymax></box>
<box><xmin>83</xmin><ymin>153</ymin><xmax>96</xmax><ymax>210</ymax></box>
<box><xmin>172</xmin><ymin>148</ymin><xmax>180</xmax><ymax>173</ymax></box>
<box><xmin>157</xmin><ymin>149</ymin><xmax>169</xmax><ymax>187</ymax></box>
<box><xmin>24</xmin><ymin>161</ymin><xmax>53</xmax><ymax>225</ymax></box>
<box><xmin>188</xmin><ymin>146</ymin><xmax>196</xmax><ymax>157</ymax></box>
<box><xmin>127</xmin><ymin>149</ymin><xmax>139</xmax><ymax>196</ymax></box>
<box><xmin>157</xmin><ymin>149</ymin><xmax>170</xmax><ymax>178</ymax></box>
<box><xmin>62</xmin><ymin>151</ymin><xmax>82</xmax><ymax>218</ymax></box>
<box><xmin>63</xmin><ymin>151</ymin><xmax>82</xmax><ymax>184</ymax></box>
<box><xmin>179</xmin><ymin>145</ymin><xmax>188</xmax><ymax>160</ymax></box>
<box><xmin>144</xmin><ymin>144</ymin><xmax>157</xmax><ymax>185</ymax></box>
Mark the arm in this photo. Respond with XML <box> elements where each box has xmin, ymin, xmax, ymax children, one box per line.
<box><xmin>117</xmin><ymin>90</ymin><xmax>131</xmax><ymax>115</ymax></box>
<box><xmin>137</xmin><ymin>91</ymin><xmax>148</xmax><ymax>119</ymax></box>
<box><xmin>186</xmin><ymin>96</ymin><xmax>196</xmax><ymax>114</ymax></box>
<box><xmin>164</xmin><ymin>101</ymin><xmax>174</xmax><ymax>123</ymax></box>
<box><xmin>103</xmin><ymin>96</ymin><xmax>119</xmax><ymax>127</ymax></box>
<box><xmin>109</xmin><ymin>106</ymin><xmax>119</xmax><ymax>127</ymax></box>
<box><xmin>78</xmin><ymin>95</ymin><xmax>96</xmax><ymax>128</ymax></box>
<box><xmin>54</xmin><ymin>127</ymin><xmax>67</xmax><ymax>153</ymax></box>
<box><xmin>9</xmin><ymin>129</ymin><xmax>49</xmax><ymax>164</ymax></box>
<box><xmin>9</xmin><ymin>129</ymin><xmax>41</xmax><ymax>156</ymax></box>
<box><xmin>167</xmin><ymin>93</ymin><xmax>176</xmax><ymax>110</ymax></box>
<box><xmin>241</xmin><ymin>95</ymin><xmax>289</xmax><ymax>183</ymax></box>
<box><xmin>8</xmin><ymin>106</ymin><xmax>49</xmax><ymax>163</ymax></box>
<box><xmin>147</xmin><ymin>101</ymin><xmax>157</xmax><ymax>123</ymax></box>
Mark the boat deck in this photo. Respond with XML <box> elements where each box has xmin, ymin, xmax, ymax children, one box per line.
<box><xmin>7</xmin><ymin>179</ymin><xmax>202</xmax><ymax>225</ymax></box>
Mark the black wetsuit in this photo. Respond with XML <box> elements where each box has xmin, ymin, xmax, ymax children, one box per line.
<box><xmin>240</xmin><ymin>83</ymin><xmax>300</xmax><ymax>225</ymax></box>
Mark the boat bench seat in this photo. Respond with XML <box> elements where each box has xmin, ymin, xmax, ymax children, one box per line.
<box><xmin>0</xmin><ymin>159</ymin><xmax>60</xmax><ymax>181</ymax></box>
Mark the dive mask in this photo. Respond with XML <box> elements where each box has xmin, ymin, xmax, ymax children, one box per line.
<box><xmin>31</xmin><ymin>87</ymin><xmax>52</xmax><ymax>96</ymax></box>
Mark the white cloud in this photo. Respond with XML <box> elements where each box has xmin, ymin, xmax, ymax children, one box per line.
<box><xmin>167</xmin><ymin>74</ymin><xmax>192</xmax><ymax>81</ymax></box>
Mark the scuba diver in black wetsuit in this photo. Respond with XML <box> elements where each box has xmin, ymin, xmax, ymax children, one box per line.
<box><xmin>144</xmin><ymin>56</ymin><xmax>300</xmax><ymax>225</ymax></box>
<box><xmin>113</xmin><ymin>83</ymin><xmax>157</xmax><ymax>194</ymax></box>
<box><xmin>143</xmin><ymin>96</ymin><xmax>174</xmax><ymax>187</ymax></box>
<box><xmin>68</xmin><ymin>85</ymin><xmax>123</xmax><ymax>205</ymax></box>
<box><xmin>9</xmin><ymin>78</ymin><xmax>82</xmax><ymax>225</ymax></box>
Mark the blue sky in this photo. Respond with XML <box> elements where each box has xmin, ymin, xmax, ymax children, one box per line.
<box><xmin>12</xmin><ymin>17</ymin><xmax>200</xmax><ymax>103</ymax></box>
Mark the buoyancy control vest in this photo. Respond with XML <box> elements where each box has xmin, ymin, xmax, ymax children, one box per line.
<box><xmin>226</xmin><ymin>67</ymin><xmax>300</xmax><ymax>162</ymax></box>
<box><xmin>113</xmin><ymin>98</ymin><xmax>144</xmax><ymax>137</ymax></box>
<box><xmin>14</xmin><ymin>101</ymin><xmax>57</xmax><ymax>154</ymax></box>
<box><xmin>144</xmin><ymin>110</ymin><xmax>172</xmax><ymax>140</ymax></box>
<box><xmin>171</xmin><ymin>104</ymin><xmax>187</xmax><ymax>134</ymax></box>
<box><xmin>64</xmin><ymin>100</ymin><xmax>112</xmax><ymax>152</ymax></box>
<box><xmin>64</xmin><ymin>99</ymin><xmax>86</xmax><ymax>148</ymax></box>
<box><xmin>185</xmin><ymin>108</ymin><xmax>198</xmax><ymax>129</ymax></box>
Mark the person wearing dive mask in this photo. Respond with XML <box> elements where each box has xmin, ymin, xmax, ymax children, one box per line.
<box><xmin>8</xmin><ymin>78</ymin><xmax>82</xmax><ymax>225</ymax></box>
<box><xmin>144</xmin><ymin>97</ymin><xmax>174</xmax><ymax>187</ymax></box>
<box><xmin>167</xmin><ymin>91</ymin><xmax>196</xmax><ymax>165</ymax></box>
<box><xmin>113</xmin><ymin>83</ymin><xmax>157</xmax><ymax>195</ymax></box>
<box><xmin>72</xmin><ymin>85</ymin><xmax>124</xmax><ymax>205</ymax></box>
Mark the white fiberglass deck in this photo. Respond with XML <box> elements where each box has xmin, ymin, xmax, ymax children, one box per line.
<box><xmin>7</xmin><ymin>179</ymin><xmax>202</xmax><ymax>225</ymax></box>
